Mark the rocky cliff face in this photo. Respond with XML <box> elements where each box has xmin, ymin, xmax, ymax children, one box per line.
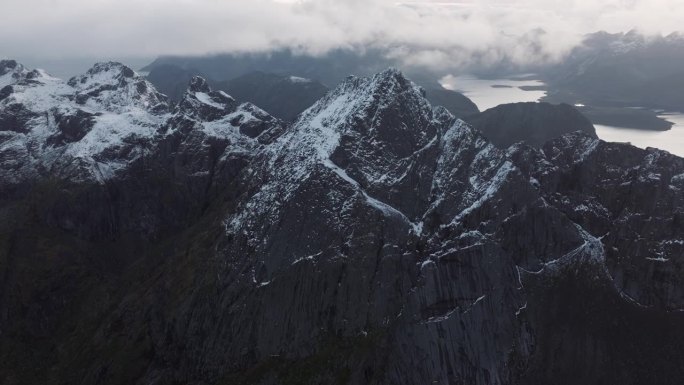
<box><xmin>1</xmin><ymin>63</ymin><xmax>683</xmax><ymax>385</ymax></box>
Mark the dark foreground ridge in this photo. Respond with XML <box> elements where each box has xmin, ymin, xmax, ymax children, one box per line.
<box><xmin>1</xmin><ymin>62</ymin><xmax>683</xmax><ymax>385</ymax></box>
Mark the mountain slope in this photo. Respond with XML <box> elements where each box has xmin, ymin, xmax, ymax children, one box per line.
<box><xmin>0</xmin><ymin>62</ymin><xmax>683</xmax><ymax>385</ymax></box>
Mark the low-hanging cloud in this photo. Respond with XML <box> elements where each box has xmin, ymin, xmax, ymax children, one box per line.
<box><xmin>2</xmin><ymin>0</ymin><xmax>684</xmax><ymax>73</ymax></box>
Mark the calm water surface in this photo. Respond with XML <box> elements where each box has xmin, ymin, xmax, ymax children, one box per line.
<box><xmin>595</xmin><ymin>115</ymin><xmax>684</xmax><ymax>157</ymax></box>
<box><xmin>440</xmin><ymin>74</ymin><xmax>547</xmax><ymax>111</ymax></box>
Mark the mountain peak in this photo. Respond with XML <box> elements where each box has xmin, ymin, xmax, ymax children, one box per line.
<box><xmin>0</xmin><ymin>60</ymin><xmax>29</xmax><ymax>88</ymax></box>
<box><xmin>294</xmin><ymin>68</ymin><xmax>434</xmax><ymax>158</ymax></box>
<box><xmin>370</xmin><ymin>67</ymin><xmax>414</xmax><ymax>90</ymax></box>
<box><xmin>266</xmin><ymin>68</ymin><xmax>448</xmax><ymax>221</ymax></box>
<box><xmin>0</xmin><ymin>60</ymin><xmax>21</xmax><ymax>73</ymax></box>
<box><xmin>68</xmin><ymin>62</ymin><xmax>139</xmax><ymax>88</ymax></box>
<box><xmin>176</xmin><ymin>76</ymin><xmax>237</xmax><ymax>121</ymax></box>
<box><xmin>376</xmin><ymin>66</ymin><xmax>403</xmax><ymax>78</ymax></box>
<box><xmin>188</xmin><ymin>75</ymin><xmax>211</xmax><ymax>93</ymax></box>
<box><xmin>68</xmin><ymin>61</ymin><xmax>169</xmax><ymax>113</ymax></box>
<box><xmin>87</xmin><ymin>61</ymin><xmax>136</xmax><ymax>78</ymax></box>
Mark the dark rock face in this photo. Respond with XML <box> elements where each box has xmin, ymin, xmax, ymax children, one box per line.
<box><xmin>0</xmin><ymin>103</ymin><xmax>35</xmax><ymax>133</ymax></box>
<box><xmin>512</xmin><ymin>134</ymin><xmax>684</xmax><ymax>310</ymax></box>
<box><xmin>507</xmin><ymin>133</ymin><xmax>684</xmax><ymax>383</ymax></box>
<box><xmin>187</xmin><ymin>75</ymin><xmax>212</xmax><ymax>93</ymax></box>
<box><xmin>0</xmin><ymin>60</ymin><xmax>19</xmax><ymax>73</ymax></box>
<box><xmin>177</xmin><ymin>76</ymin><xmax>238</xmax><ymax>121</ymax></box>
<box><xmin>0</xmin><ymin>63</ymin><xmax>683</xmax><ymax>385</ymax></box>
<box><xmin>0</xmin><ymin>60</ymin><xmax>26</xmax><ymax>85</ymax></box>
<box><xmin>46</xmin><ymin>109</ymin><xmax>99</xmax><ymax>145</ymax></box>
<box><xmin>466</xmin><ymin>102</ymin><xmax>597</xmax><ymax>148</ymax></box>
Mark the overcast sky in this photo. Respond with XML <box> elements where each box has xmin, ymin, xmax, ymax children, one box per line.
<box><xmin>2</xmin><ymin>0</ymin><xmax>684</xmax><ymax>76</ymax></box>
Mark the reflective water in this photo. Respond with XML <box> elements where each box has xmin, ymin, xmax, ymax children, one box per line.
<box><xmin>595</xmin><ymin>113</ymin><xmax>684</xmax><ymax>157</ymax></box>
<box><xmin>440</xmin><ymin>74</ymin><xmax>684</xmax><ymax>157</ymax></box>
<box><xmin>439</xmin><ymin>74</ymin><xmax>547</xmax><ymax>111</ymax></box>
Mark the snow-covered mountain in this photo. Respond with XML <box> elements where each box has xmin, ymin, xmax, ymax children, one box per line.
<box><xmin>1</xmin><ymin>61</ymin><xmax>683</xmax><ymax>385</ymax></box>
<box><xmin>0</xmin><ymin>60</ymin><xmax>282</xmax><ymax>187</ymax></box>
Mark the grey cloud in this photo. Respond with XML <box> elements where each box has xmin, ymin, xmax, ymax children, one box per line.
<box><xmin>1</xmin><ymin>0</ymin><xmax>683</xmax><ymax>75</ymax></box>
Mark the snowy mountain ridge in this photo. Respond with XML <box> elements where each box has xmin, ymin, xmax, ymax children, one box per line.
<box><xmin>0</xmin><ymin>61</ymin><xmax>281</xmax><ymax>185</ymax></box>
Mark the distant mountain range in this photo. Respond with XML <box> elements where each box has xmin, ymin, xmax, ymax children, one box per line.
<box><xmin>539</xmin><ymin>30</ymin><xmax>684</xmax><ymax>129</ymax></box>
<box><xmin>142</xmin><ymin>49</ymin><xmax>397</xmax><ymax>87</ymax></box>
<box><xmin>144</xmin><ymin>62</ymin><xmax>480</xmax><ymax>122</ymax></box>
<box><xmin>142</xmin><ymin>30</ymin><xmax>684</xmax><ymax>130</ymax></box>
<box><xmin>541</xmin><ymin>31</ymin><xmax>684</xmax><ymax>110</ymax></box>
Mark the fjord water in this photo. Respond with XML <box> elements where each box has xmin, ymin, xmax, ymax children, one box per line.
<box><xmin>440</xmin><ymin>74</ymin><xmax>547</xmax><ymax>111</ymax></box>
<box><xmin>594</xmin><ymin>114</ymin><xmax>684</xmax><ymax>157</ymax></box>
<box><xmin>441</xmin><ymin>75</ymin><xmax>684</xmax><ymax>157</ymax></box>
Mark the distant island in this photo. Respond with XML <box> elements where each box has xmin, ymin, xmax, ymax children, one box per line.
<box><xmin>541</xmin><ymin>89</ymin><xmax>675</xmax><ymax>131</ymax></box>
<box><xmin>577</xmin><ymin>106</ymin><xmax>674</xmax><ymax>131</ymax></box>
<box><xmin>519</xmin><ymin>85</ymin><xmax>547</xmax><ymax>92</ymax></box>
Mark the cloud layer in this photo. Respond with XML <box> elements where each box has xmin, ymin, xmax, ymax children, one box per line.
<box><xmin>2</xmin><ymin>0</ymin><xmax>684</xmax><ymax>73</ymax></box>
